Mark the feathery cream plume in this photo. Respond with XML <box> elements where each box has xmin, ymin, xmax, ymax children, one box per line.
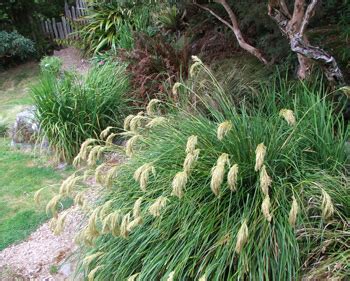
<box><xmin>261</xmin><ymin>195</ymin><xmax>272</xmax><ymax>222</ymax></box>
<box><xmin>186</xmin><ymin>135</ymin><xmax>198</xmax><ymax>154</ymax></box>
<box><xmin>171</xmin><ymin>171</ymin><xmax>188</xmax><ymax>199</ymax></box>
<box><xmin>211</xmin><ymin>164</ymin><xmax>225</xmax><ymax>196</ymax></box>
<box><xmin>99</xmin><ymin>126</ymin><xmax>113</xmax><ymax>140</ymax></box>
<box><xmin>72</xmin><ymin>152</ymin><xmax>82</xmax><ymax>168</ymax></box>
<box><xmin>133</xmin><ymin>163</ymin><xmax>155</xmax><ymax>191</ymax></box>
<box><xmin>172</xmin><ymin>82</ymin><xmax>182</xmax><ymax>96</ymax></box>
<box><xmin>125</xmin><ymin>135</ymin><xmax>141</xmax><ymax>157</ymax></box>
<box><xmin>54</xmin><ymin>211</ymin><xmax>68</xmax><ymax>235</ymax></box>
<box><xmin>110</xmin><ymin>211</ymin><xmax>121</xmax><ymax>237</ymax></box>
<box><xmin>139</xmin><ymin>165</ymin><xmax>156</xmax><ymax>191</ymax></box>
<box><xmin>88</xmin><ymin>265</ymin><xmax>103</xmax><ymax>281</ymax></box>
<box><xmin>127</xmin><ymin>273</ymin><xmax>140</xmax><ymax>281</ymax></box>
<box><xmin>101</xmin><ymin>213</ymin><xmax>113</xmax><ymax>234</ymax></box>
<box><xmin>124</xmin><ymin>114</ymin><xmax>135</xmax><ymax>131</ymax></box>
<box><xmin>83</xmin><ymin>252</ymin><xmax>104</xmax><ymax>268</ymax></box>
<box><xmin>74</xmin><ymin>191</ymin><xmax>85</xmax><ymax>208</ymax></box>
<box><xmin>227</xmin><ymin>164</ymin><xmax>239</xmax><ymax>191</ymax></box>
<box><xmin>255</xmin><ymin>143</ymin><xmax>266</xmax><ymax>171</ymax></box>
<box><xmin>199</xmin><ymin>275</ymin><xmax>207</xmax><ymax>281</ymax></box>
<box><xmin>183</xmin><ymin>149</ymin><xmax>200</xmax><ymax>173</ymax></box>
<box><xmin>146</xmin><ymin>116</ymin><xmax>166</xmax><ymax>128</ymax></box>
<box><xmin>217</xmin><ymin>153</ymin><xmax>230</xmax><ymax>167</ymax></box>
<box><xmin>149</xmin><ymin>196</ymin><xmax>168</xmax><ymax>217</ymax></box>
<box><xmin>104</xmin><ymin>165</ymin><xmax>118</xmax><ymax>188</ymax></box>
<box><xmin>46</xmin><ymin>194</ymin><xmax>62</xmax><ymax>217</ymax></box>
<box><xmin>189</xmin><ymin>61</ymin><xmax>202</xmax><ymax>77</ymax></box>
<box><xmin>288</xmin><ymin>196</ymin><xmax>298</xmax><ymax>227</ymax></box>
<box><xmin>120</xmin><ymin>213</ymin><xmax>131</xmax><ymax>238</ymax></box>
<box><xmin>192</xmin><ymin>55</ymin><xmax>202</xmax><ymax>63</ymax></box>
<box><xmin>167</xmin><ymin>271</ymin><xmax>175</xmax><ymax>281</ymax></box>
<box><xmin>235</xmin><ymin>219</ymin><xmax>249</xmax><ymax>254</ymax></box>
<box><xmin>259</xmin><ymin>165</ymin><xmax>272</xmax><ymax>196</ymax></box>
<box><xmin>95</xmin><ymin>163</ymin><xmax>106</xmax><ymax>185</ymax></box>
<box><xmin>217</xmin><ymin>120</ymin><xmax>232</xmax><ymax>141</ymax></box>
<box><xmin>99</xmin><ymin>200</ymin><xmax>113</xmax><ymax>220</ymax></box>
<box><xmin>127</xmin><ymin>216</ymin><xmax>143</xmax><ymax>232</ymax></box>
<box><xmin>79</xmin><ymin>138</ymin><xmax>96</xmax><ymax>161</ymax></box>
<box><xmin>146</xmin><ymin>99</ymin><xmax>161</xmax><ymax>116</ymax></box>
<box><xmin>130</xmin><ymin>114</ymin><xmax>146</xmax><ymax>132</ymax></box>
<box><xmin>87</xmin><ymin>145</ymin><xmax>103</xmax><ymax>166</ymax></box>
<box><xmin>59</xmin><ymin>173</ymin><xmax>77</xmax><ymax>196</ymax></box>
<box><xmin>210</xmin><ymin>153</ymin><xmax>230</xmax><ymax>196</ymax></box>
<box><xmin>83</xmin><ymin>169</ymin><xmax>93</xmax><ymax>181</ymax></box>
<box><xmin>87</xmin><ymin>208</ymin><xmax>100</xmax><ymax>238</ymax></box>
<box><xmin>279</xmin><ymin>109</ymin><xmax>296</xmax><ymax>126</ymax></box>
<box><xmin>106</xmin><ymin>133</ymin><xmax>117</xmax><ymax>145</ymax></box>
<box><xmin>133</xmin><ymin>197</ymin><xmax>143</xmax><ymax>218</ymax></box>
<box><xmin>34</xmin><ymin>187</ymin><xmax>45</xmax><ymax>205</ymax></box>
<box><xmin>321</xmin><ymin>189</ymin><xmax>334</xmax><ymax>220</ymax></box>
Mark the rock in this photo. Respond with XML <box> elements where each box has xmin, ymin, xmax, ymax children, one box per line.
<box><xmin>10</xmin><ymin>106</ymin><xmax>39</xmax><ymax>145</ymax></box>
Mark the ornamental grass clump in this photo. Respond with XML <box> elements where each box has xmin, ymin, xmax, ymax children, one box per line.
<box><xmin>47</xmin><ymin>61</ymin><xmax>349</xmax><ymax>280</ymax></box>
<box><xmin>31</xmin><ymin>62</ymin><xmax>130</xmax><ymax>162</ymax></box>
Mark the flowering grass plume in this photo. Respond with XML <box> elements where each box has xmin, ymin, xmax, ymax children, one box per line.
<box><xmin>99</xmin><ymin>126</ymin><xmax>113</xmax><ymax>140</ymax></box>
<box><xmin>227</xmin><ymin>164</ymin><xmax>239</xmax><ymax>191</ymax></box>
<box><xmin>321</xmin><ymin>189</ymin><xmax>334</xmax><ymax>220</ymax></box>
<box><xmin>125</xmin><ymin>135</ymin><xmax>142</xmax><ymax>157</ymax></box>
<box><xmin>261</xmin><ymin>195</ymin><xmax>272</xmax><ymax>222</ymax></box>
<box><xmin>235</xmin><ymin>220</ymin><xmax>249</xmax><ymax>254</ymax></box>
<box><xmin>183</xmin><ymin>149</ymin><xmax>200</xmax><ymax>173</ymax></box>
<box><xmin>186</xmin><ymin>135</ymin><xmax>198</xmax><ymax>154</ymax></box>
<box><xmin>146</xmin><ymin>99</ymin><xmax>161</xmax><ymax>116</ymax></box>
<box><xmin>124</xmin><ymin>114</ymin><xmax>135</xmax><ymax>131</ymax></box>
<box><xmin>255</xmin><ymin>143</ymin><xmax>266</xmax><ymax>171</ymax></box>
<box><xmin>279</xmin><ymin>109</ymin><xmax>296</xmax><ymax>126</ymax></box>
<box><xmin>149</xmin><ymin>196</ymin><xmax>168</xmax><ymax>217</ymax></box>
<box><xmin>210</xmin><ymin>153</ymin><xmax>230</xmax><ymax>196</ymax></box>
<box><xmin>288</xmin><ymin>196</ymin><xmax>298</xmax><ymax>227</ymax></box>
<box><xmin>260</xmin><ymin>165</ymin><xmax>272</xmax><ymax>196</ymax></box>
<box><xmin>146</xmin><ymin>117</ymin><xmax>167</xmax><ymax>128</ymax></box>
<box><xmin>172</xmin><ymin>171</ymin><xmax>188</xmax><ymax>198</ymax></box>
<box><xmin>217</xmin><ymin>120</ymin><xmax>232</xmax><ymax>141</ymax></box>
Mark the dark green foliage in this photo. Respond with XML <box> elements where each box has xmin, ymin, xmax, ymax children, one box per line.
<box><xmin>31</xmin><ymin>62</ymin><xmax>131</xmax><ymax>162</ymax></box>
<box><xmin>0</xmin><ymin>31</ymin><xmax>36</xmax><ymax>65</ymax></box>
<box><xmin>76</xmin><ymin>1</ymin><xmax>156</xmax><ymax>55</ymax></box>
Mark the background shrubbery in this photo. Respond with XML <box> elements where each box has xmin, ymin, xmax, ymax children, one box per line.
<box><xmin>0</xmin><ymin>31</ymin><xmax>36</xmax><ymax>67</ymax></box>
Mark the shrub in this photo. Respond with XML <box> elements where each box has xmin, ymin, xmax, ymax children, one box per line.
<box><xmin>76</xmin><ymin>1</ymin><xmax>155</xmax><ymax>55</ymax></box>
<box><xmin>31</xmin><ymin>62</ymin><xmax>130</xmax><ymax>162</ymax></box>
<box><xmin>0</xmin><ymin>31</ymin><xmax>36</xmax><ymax>65</ymax></box>
<box><xmin>121</xmin><ymin>33</ymin><xmax>190</xmax><ymax>104</ymax></box>
<box><xmin>47</xmin><ymin>60</ymin><xmax>349</xmax><ymax>279</ymax></box>
<box><xmin>39</xmin><ymin>56</ymin><xmax>63</xmax><ymax>75</ymax></box>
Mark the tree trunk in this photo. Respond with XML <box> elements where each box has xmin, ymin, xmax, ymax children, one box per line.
<box><xmin>195</xmin><ymin>0</ymin><xmax>269</xmax><ymax>64</ymax></box>
<box><xmin>268</xmin><ymin>0</ymin><xmax>344</xmax><ymax>84</ymax></box>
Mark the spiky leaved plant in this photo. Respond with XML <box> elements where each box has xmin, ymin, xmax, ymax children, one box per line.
<box><xmin>46</xmin><ymin>59</ymin><xmax>349</xmax><ymax>280</ymax></box>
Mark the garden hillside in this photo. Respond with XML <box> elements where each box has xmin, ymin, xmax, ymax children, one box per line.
<box><xmin>0</xmin><ymin>0</ymin><xmax>349</xmax><ymax>280</ymax></box>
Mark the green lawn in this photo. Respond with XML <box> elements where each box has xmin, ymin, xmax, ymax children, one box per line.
<box><xmin>0</xmin><ymin>62</ymin><xmax>70</xmax><ymax>250</ymax></box>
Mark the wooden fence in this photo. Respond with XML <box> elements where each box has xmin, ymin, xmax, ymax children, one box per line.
<box><xmin>40</xmin><ymin>0</ymin><xmax>88</xmax><ymax>41</ymax></box>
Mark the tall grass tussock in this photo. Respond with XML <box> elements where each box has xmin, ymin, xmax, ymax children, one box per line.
<box><xmin>31</xmin><ymin>61</ymin><xmax>130</xmax><ymax>162</ymax></box>
<box><xmin>47</xmin><ymin>59</ymin><xmax>349</xmax><ymax>280</ymax></box>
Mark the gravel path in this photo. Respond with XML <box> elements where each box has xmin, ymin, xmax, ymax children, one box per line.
<box><xmin>53</xmin><ymin>47</ymin><xmax>90</xmax><ymax>75</ymax></box>
<box><xmin>0</xmin><ymin>207</ymin><xmax>84</xmax><ymax>280</ymax></box>
<box><xmin>0</xmin><ymin>49</ymin><xmax>92</xmax><ymax>280</ymax></box>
